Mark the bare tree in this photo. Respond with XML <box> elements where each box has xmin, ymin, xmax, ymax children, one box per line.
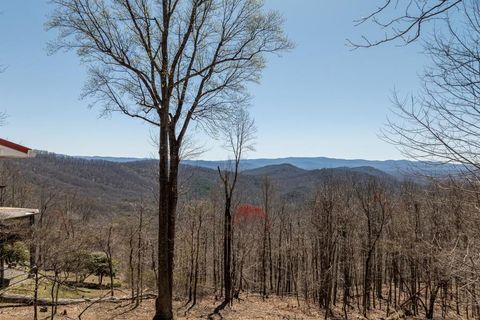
<box><xmin>352</xmin><ymin>1</ymin><xmax>480</xmax><ymax>184</ymax></box>
<box><xmin>354</xmin><ymin>179</ymin><xmax>390</xmax><ymax>317</ymax></box>
<box><xmin>351</xmin><ymin>0</ymin><xmax>463</xmax><ymax>47</ymax></box>
<box><xmin>47</xmin><ymin>1</ymin><xmax>290</xmax><ymax>318</ymax></box>
<box><xmin>381</xmin><ymin>1</ymin><xmax>480</xmax><ymax>180</ymax></box>
<box><xmin>212</xmin><ymin>109</ymin><xmax>255</xmax><ymax>315</ymax></box>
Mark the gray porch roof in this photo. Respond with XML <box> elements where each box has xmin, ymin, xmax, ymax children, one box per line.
<box><xmin>0</xmin><ymin>208</ymin><xmax>39</xmax><ymax>221</ymax></box>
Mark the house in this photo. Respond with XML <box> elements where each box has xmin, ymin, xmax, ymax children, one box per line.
<box><xmin>0</xmin><ymin>138</ymin><xmax>35</xmax><ymax>159</ymax></box>
<box><xmin>0</xmin><ymin>138</ymin><xmax>37</xmax><ymax>287</ymax></box>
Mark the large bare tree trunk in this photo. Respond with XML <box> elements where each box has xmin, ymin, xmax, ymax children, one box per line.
<box><xmin>155</xmin><ymin>122</ymin><xmax>174</xmax><ymax>320</ymax></box>
<box><xmin>47</xmin><ymin>2</ymin><xmax>290</xmax><ymax>318</ymax></box>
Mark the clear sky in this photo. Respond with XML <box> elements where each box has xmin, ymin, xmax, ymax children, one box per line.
<box><xmin>0</xmin><ymin>1</ymin><xmax>428</xmax><ymax>160</ymax></box>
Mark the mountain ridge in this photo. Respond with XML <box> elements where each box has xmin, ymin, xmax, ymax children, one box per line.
<box><xmin>3</xmin><ymin>154</ymin><xmax>399</xmax><ymax>213</ymax></box>
<box><xmin>74</xmin><ymin>155</ymin><xmax>462</xmax><ymax>177</ymax></box>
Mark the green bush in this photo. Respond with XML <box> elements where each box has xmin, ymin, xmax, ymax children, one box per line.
<box><xmin>87</xmin><ymin>252</ymin><xmax>117</xmax><ymax>285</ymax></box>
<box><xmin>63</xmin><ymin>250</ymin><xmax>93</xmax><ymax>282</ymax></box>
<box><xmin>3</xmin><ymin>242</ymin><xmax>29</xmax><ymax>266</ymax></box>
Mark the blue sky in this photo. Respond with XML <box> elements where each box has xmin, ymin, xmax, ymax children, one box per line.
<box><xmin>0</xmin><ymin>1</ymin><xmax>428</xmax><ymax>160</ymax></box>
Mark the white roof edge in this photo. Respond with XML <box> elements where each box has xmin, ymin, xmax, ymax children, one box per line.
<box><xmin>0</xmin><ymin>208</ymin><xmax>39</xmax><ymax>221</ymax></box>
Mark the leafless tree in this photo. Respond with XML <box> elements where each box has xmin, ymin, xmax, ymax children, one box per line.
<box><xmin>212</xmin><ymin>109</ymin><xmax>255</xmax><ymax>316</ymax></box>
<box><xmin>381</xmin><ymin>1</ymin><xmax>480</xmax><ymax>181</ymax></box>
<box><xmin>354</xmin><ymin>179</ymin><xmax>391</xmax><ymax>317</ymax></box>
<box><xmin>47</xmin><ymin>1</ymin><xmax>290</xmax><ymax>318</ymax></box>
<box><xmin>351</xmin><ymin>0</ymin><xmax>463</xmax><ymax>47</ymax></box>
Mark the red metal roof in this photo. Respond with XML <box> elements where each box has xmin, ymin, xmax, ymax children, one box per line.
<box><xmin>0</xmin><ymin>138</ymin><xmax>31</xmax><ymax>154</ymax></box>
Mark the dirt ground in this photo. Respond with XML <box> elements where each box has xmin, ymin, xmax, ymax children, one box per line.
<box><xmin>0</xmin><ymin>294</ymin><xmax>466</xmax><ymax>320</ymax></box>
<box><xmin>0</xmin><ymin>294</ymin><xmax>346</xmax><ymax>320</ymax></box>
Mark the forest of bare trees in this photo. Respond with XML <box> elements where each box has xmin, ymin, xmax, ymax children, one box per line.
<box><xmin>3</xmin><ymin>156</ymin><xmax>480</xmax><ymax>319</ymax></box>
<box><xmin>173</xmin><ymin>177</ymin><xmax>480</xmax><ymax>320</ymax></box>
<box><xmin>3</xmin><ymin>0</ymin><xmax>480</xmax><ymax>319</ymax></box>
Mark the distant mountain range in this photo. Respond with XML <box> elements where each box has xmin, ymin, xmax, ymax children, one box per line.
<box><xmin>79</xmin><ymin>156</ymin><xmax>147</xmax><ymax>163</ymax></box>
<box><xmin>78</xmin><ymin>155</ymin><xmax>463</xmax><ymax>177</ymax></box>
<box><xmin>5</xmin><ymin>154</ymin><xmax>403</xmax><ymax>214</ymax></box>
<box><xmin>0</xmin><ymin>152</ymin><xmax>465</xmax><ymax>217</ymax></box>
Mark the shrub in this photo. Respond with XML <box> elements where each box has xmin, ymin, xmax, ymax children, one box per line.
<box><xmin>3</xmin><ymin>242</ymin><xmax>29</xmax><ymax>266</ymax></box>
<box><xmin>87</xmin><ymin>252</ymin><xmax>117</xmax><ymax>285</ymax></box>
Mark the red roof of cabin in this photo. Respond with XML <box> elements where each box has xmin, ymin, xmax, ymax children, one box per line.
<box><xmin>0</xmin><ymin>138</ymin><xmax>31</xmax><ymax>154</ymax></box>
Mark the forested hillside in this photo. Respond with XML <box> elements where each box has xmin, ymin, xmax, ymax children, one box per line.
<box><xmin>0</xmin><ymin>153</ymin><xmax>397</xmax><ymax>213</ymax></box>
<box><xmin>1</xmin><ymin>152</ymin><xmax>474</xmax><ymax>320</ymax></box>
<box><xmin>2</xmin><ymin>0</ymin><xmax>477</xmax><ymax>318</ymax></box>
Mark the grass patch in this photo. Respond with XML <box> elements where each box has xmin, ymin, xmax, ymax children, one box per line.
<box><xmin>5</xmin><ymin>277</ymin><xmax>118</xmax><ymax>300</ymax></box>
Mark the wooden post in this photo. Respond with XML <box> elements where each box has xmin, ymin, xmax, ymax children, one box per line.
<box><xmin>29</xmin><ymin>214</ymin><xmax>35</xmax><ymax>270</ymax></box>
